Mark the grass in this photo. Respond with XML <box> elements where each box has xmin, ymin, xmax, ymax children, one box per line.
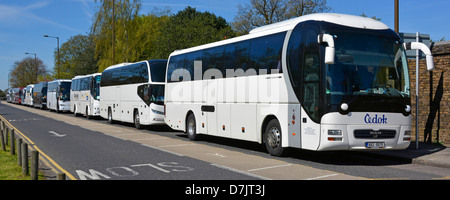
<box><xmin>0</xmin><ymin>145</ymin><xmax>44</xmax><ymax>180</ymax></box>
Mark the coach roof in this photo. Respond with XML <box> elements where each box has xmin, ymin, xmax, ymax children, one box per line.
<box><xmin>169</xmin><ymin>13</ymin><xmax>390</xmax><ymax>57</ymax></box>
<box><xmin>249</xmin><ymin>13</ymin><xmax>389</xmax><ymax>34</ymax></box>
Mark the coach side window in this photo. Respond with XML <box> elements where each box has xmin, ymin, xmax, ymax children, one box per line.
<box><xmin>250</xmin><ymin>33</ymin><xmax>285</xmax><ymax>74</ymax></box>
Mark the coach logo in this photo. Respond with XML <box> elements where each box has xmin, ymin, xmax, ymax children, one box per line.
<box><xmin>364</xmin><ymin>114</ymin><xmax>387</xmax><ymax>124</ymax></box>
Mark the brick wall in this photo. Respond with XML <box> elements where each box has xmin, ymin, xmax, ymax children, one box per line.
<box><xmin>408</xmin><ymin>41</ymin><xmax>450</xmax><ymax>144</ymax></box>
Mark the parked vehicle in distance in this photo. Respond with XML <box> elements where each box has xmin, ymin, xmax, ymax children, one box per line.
<box><xmin>24</xmin><ymin>84</ymin><xmax>34</xmax><ymax>106</ymax></box>
<box><xmin>47</xmin><ymin>80</ymin><xmax>72</xmax><ymax>112</ymax></box>
<box><xmin>71</xmin><ymin>73</ymin><xmax>101</xmax><ymax>119</ymax></box>
<box><xmin>11</xmin><ymin>88</ymin><xmax>23</xmax><ymax>104</ymax></box>
<box><xmin>6</xmin><ymin>89</ymin><xmax>12</xmax><ymax>103</ymax></box>
<box><xmin>33</xmin><ymin>82</ymin><xmax>48</xmax><ymax>109</ymax></box>
<box><xmin>99</xmin><ymin>60</ymin><xmax>167</xmax><ymax>129</ymax></box>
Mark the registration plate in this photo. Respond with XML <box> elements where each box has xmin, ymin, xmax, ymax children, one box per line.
<box><xmin>366</xmin><ymin>142</ymin><xmax>385</xmax><ymax>149</ymax></box>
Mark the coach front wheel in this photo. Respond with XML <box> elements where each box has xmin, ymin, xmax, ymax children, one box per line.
<box><xmin>108</xmin><ymin>108</ymin><xmax>114</xmax><ymax>124</ymax></box>
<box><xmin>264</xmin><ymin>119</ymin><xmax>288</xmax><ymax>157</ymax></box>
<box><xmin>186</xmin><ymin>113</ymin><xmax>198</xmax><ymax>141</ymax></box>
<box><xmin>134</xmin><ymin>110</ymin><xmax>142</xmax><ymax>129</ymax></box>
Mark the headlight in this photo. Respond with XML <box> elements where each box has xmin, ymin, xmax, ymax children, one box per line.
<box><xmin>404</xmin><ymin>130</ymin><xmax>411</xmax><ymax>136</ymax></box>
<box><xmin>151</xmin><ymin>109</ymin><xmax>164</xmax><ymax>115</ymax></box>
<box><xmin>328</xmin><ymin>130</ymin><xmax>342</xmax><ymax>135</ymax></box>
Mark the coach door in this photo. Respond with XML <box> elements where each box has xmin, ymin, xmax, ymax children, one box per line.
<box><xmin>300</xmin><ymin>22</ymin><xmax>322</xmax><ymax>150</ymax></box>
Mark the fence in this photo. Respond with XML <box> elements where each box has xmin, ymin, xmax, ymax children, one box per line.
<box><xmin>0</xmin><ymin>116</ymin><xmax>66</xmax><ymax>180</ymax></box>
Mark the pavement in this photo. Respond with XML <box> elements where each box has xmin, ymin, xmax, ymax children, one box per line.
<box><xmin>366</xmin><ymin>141</ymin><xmax>450</xmax><ymax>169</ymax></box>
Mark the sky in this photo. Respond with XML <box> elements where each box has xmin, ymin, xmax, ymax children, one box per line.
<box><xmin>1</xmin><ymin>0</ymin><xmax>449</xmax><ymax>91</ymax></box>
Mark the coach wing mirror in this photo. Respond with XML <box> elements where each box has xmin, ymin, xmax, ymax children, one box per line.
<box><xmin>318</xmin><ymin>34</ymin><xmax>335</xmax><ymax>65</ymax></box>
<box><xmin>403</xmin><ymin>42</ymin><xmax>434</xmax><ymax>71</ymax></box>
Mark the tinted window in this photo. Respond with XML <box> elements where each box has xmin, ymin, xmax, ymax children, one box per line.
<box><xmin>150</xmin><ymin>61</ymin><xmax>167</xmax><ymax>83</ymax></box>
<box><xmin>302</xmin><ymin>26</ymin><xmax>321</xmax><ymax>122</ymax></box>
<box><xmin>92</xmin><ymin>75</ymin><xmax>101</xmax><ymax>100</ymax></box>
<box><xmin>185</xmin><ymin>51</ymin><xmax>203</xmax><ymax>80</ymax></box>
<box><xmin>100</xmin><ymin>62</ymin><xmax>150</xmax><ymax>87</ymax></box>
<box><xmin>287</xmin><ymin>25</ymin><xmax>303</xmax><ymax>88</ymax></box>
<box><xmin>60</xmin><ymin>82</ymin><xmax>71</xmax><ymax>101</ymax></box>
<box><xmin>250</xmin><ymin>33</ymin><xmax>285</xmax><ymax>73</ymax></box>
<box><xmin>166</xmin><ymin>32</ymin><xmax>285</xmax><ymax>82</ymax></box>
<box><xmin>223</xmin><ymin>41</ymin><xmax>250</xmax><ymax>73</ymax></box>
<box><xmin>101</xmin><ymin>70</ymin><xmax>113</xmax><ymax>87</ymax></box>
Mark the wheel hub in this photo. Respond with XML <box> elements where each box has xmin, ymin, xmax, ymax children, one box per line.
<box><xmin>267</xmin><ymin>127</ymin><xmax>281</xmax><ymax>148</ymax></box>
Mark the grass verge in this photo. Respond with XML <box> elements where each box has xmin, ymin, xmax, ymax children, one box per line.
<box><xmin>0</xmin><ymin>146</ymin><xmax>44</xmax><ymax>180</ymax></box>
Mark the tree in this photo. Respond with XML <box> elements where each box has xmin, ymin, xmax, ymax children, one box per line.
<box><xmin>91</xmin><ymin>0</ymin><xmax>142</xmax><ymax>72</ymax></box>
<box><xmin>55</xmin><ymin>34</ymin><xmax>98</xmax><ymax>79</ymax></box>
<box><xmin>154</xmin><ymin>6</ymin><xmax>236</xmax><ymax>58</ymax></box>
<box><xmin>125</xmin><ymin>11</ymin><xmax>170</xmax><ymax>61</ymax></box>
<box><xmin>360</xmin><ymin>13</ymin><xmax>381</xmax><ymax>21</ymax></box>
<box><xmin>232</xmin><ymin>0</ymin><xmax>330</xmax><ymax>35</ymax></box>
<box><xmin>9</xmin><ymin>57</ymin><xmax>48</xmax><ymax>88</ymax></box>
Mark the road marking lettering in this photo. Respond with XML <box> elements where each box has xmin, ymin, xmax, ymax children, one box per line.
<box><xmin>76</xmin><ymin>162</ymin><xmax>194</xmax><ymax>180</ymax></box>
<box><xmin>9</xmin><ymin>118</ymin><xmax>42</xmax><ymax>122</ymax></box>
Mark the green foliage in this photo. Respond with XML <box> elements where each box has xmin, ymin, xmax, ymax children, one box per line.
<box><xmin>50</xmin><ymin>2</ymin><xmax>239</xmax><ymax>75</ymax></box>
<box><xmin>360</xmin><ymin>13</ymin><xmax>381</xmax><ymax>21</ymax></box>
<box><xmin>91</xmin><ymin>0</ymin><xmax>142</xmax><ymax>72</ymax></box>
<box><xmin>91</xmin><ymin>3</ymin><xmax>235</xmax><ymax>71</ymax></box>
<box><xmin>154</xmin><ymin>6</ymin><xmax>235</xmax><ymax>58</ymax></box>
<box><xmin>123</xmin><ymin>13</ymin><xmax>170</xmax><ymax>61</ymax></box>
<box><xmin>55</xmin><ymin>34</ymin><xmax>98</xmax><ymax>79</ymax></box>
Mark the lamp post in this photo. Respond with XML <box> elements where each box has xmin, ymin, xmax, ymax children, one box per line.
<box><xmin>25</xmin><ymin>52</ymin><xmax>38</xmax><ymax>83</ymax></box>
<box><xmin>395</xmin><ymin>0</ymin><xmax>399</xmax><ymax>33</ymax></box>
<box><xmin>43</xmin><ymin>35</ymin><xmax>60</xmax><ymax>79</ymax></box>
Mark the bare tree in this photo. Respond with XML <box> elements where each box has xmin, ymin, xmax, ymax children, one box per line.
<box><xmin>9</xmin><ymin>57</ymin><xmax>48</xmax><ymax>88</ymax></box>
<box><xmin>232</xmin><ymin>0</ymin><xmax>330</xmax><ymax>35</ymax></box>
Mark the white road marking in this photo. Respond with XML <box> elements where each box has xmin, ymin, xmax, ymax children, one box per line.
<box><xmin>304</xmin><ymin>173</ymin><xmax>339</xmax><ymax>180</ymax></box>
<box><xmin>210</xmin><ymin>164</ymin><xmax>271</xmax><ymax>180</ymax></box>
<box><xmin>158</xmin><ymin>143</ymin><xmax>197</xmax><ymax>148</ymax></box>
<box><xmin>48</xmin><ymin>131</ymin><xmax>66</xmax><ymax>137</ymax></box>
<box><xmin>207</xmin><ymin>153</ymin><xmax>227</xmax><ymax>158</ymax></box>
<box><xmin>247</xmin><ymin>164</ymin><xmax>293</xmax><ymax>172</ymax></box>
<box><xmin>141</xmin><ymin>144</ymin><xmax>184</xmax><ymax>157</ymax></box>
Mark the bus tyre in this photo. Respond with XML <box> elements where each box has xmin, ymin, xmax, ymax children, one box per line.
<box><xmin>186</xmin><ymin>114</ymin><xmax>198</xmax><ymax>141</ymax></box>
<box><xmin>134</xmin><ymin>110</ymin><xmax>142</xmax><ymax>129</ymax></box>
<box><xmin>86</xmin><ymin>107</ymin><xmax>91</xmax><ymax>119</ymax></box>
<box><xmin>264</xmin><ymin>119</ymin><xmax>288</xmax><ymax>157</ymax></box>
<box><xmin>73</xmin><ymin>106</ymin><xmax>78</xmax><ymax>117</ymax></box>
<box><xmin>108</xmin><ymin>108</ymin><xmax>114</xmax><ymax>124</ymax></box>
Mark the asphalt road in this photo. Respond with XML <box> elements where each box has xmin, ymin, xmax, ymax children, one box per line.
<box><xmin>0</xmin><ymin>102</ymin><xmax>258</xmax><ymax>180</ymax></box>
<box><xmin>1</xmin><ymin>101</ymin><xmax>450</xmax><ymax>181</ymax></box>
